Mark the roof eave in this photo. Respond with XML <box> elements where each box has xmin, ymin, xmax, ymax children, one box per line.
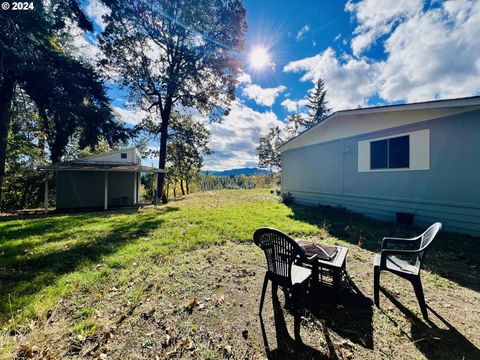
<box><xmin>277</xmin><ymin>95</ymin><xmax>480</xmax><ymax>153</ymax></box>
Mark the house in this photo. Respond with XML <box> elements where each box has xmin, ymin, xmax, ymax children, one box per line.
<box><xmin>41</xmin><ymin>147</ymin><xmax>165</xmax><ymax>212</ymax></box>
<box><xmin>278</xmin><ymin>96</ymin><xmax>480</xmax><ymax>235</ymax></box>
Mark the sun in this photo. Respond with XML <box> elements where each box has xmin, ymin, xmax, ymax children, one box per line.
<box><xmin>249</xmin><ymin>47</ymin><xmax>270</xmax><ymax>69</ymax></box>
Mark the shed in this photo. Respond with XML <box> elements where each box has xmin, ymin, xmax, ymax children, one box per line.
<box><xmin>278</xmin><ymin>96</ymin><xmax>480</xmax><ymax>235</ymax></box>
<box><xmin>41</xmin><ymin>147</ymin><xmax>165</xmax><ymax>212</ymax></box>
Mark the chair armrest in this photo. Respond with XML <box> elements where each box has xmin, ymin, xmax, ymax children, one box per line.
<box><xmin>306</xmin><ymin>254</ymin><xmax>318</xmax><ymax>262</ymax></box>
<box><xmin>379</xmin><ymin>248</ymin><xmax>421</xmax><ymax>268</ymax></box>
<box><xmin>381</xmin><ymin>236</ymin><xmax>421</xmax><ymax>249</ymax></box>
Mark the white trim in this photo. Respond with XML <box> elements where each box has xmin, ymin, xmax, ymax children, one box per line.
<box><xmin>358</xmin><ymin>129</ymin><xmax>430</xmax><ymax>172</ymax></box>
<box><xmin>133</xmin><ymin>172</ymin><xmax>137</xmax><ymax>204</ymax></box>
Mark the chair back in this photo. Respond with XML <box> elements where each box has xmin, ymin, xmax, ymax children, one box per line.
<box><xmin>416</xmin><ymin>222</ymin><xmax>442</xmax><ymax>269</ymax></box>
<box><xmin>253</xmin><ymin>228</ymin><xmax>306</xmax><ymax>285</ymax></box>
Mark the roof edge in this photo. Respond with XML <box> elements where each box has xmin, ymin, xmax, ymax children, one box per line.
<box><xmin>277</xmin><ymin>95</ymin><xmax>480</xmax><ymax>152</ymax></box>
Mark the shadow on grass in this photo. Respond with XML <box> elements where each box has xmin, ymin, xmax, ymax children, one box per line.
<box><xmin>259</xmin><ymin>278</ymin><xmax>373</xmax><ymax>359</ymax></box>
<box><xmin>287</xmin><ymin>204</ymin><xmax>480</xmax><ymax>292</ymax></box>
<box><xmin>0</xmin><ymin>206</ymin><xmax>179</xmax><ymax>323</ymax></box>
<box><xmin>381</xmin><ymin>288</ymin><xmax>480</xmax><ymax>359</ymax></box>
<box><xmin>259</xmin><ymin>292</ymin><xmax>331</xmax><ymax>359</ymax></box>
<box><xmin>303</xmin><ymin>276</ymin><xmax>374</xmax><ymax>351</ymax></box>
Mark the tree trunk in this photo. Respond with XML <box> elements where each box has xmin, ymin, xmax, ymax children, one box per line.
<box><xmin>180</xmin><ymin>179</ymin><xmax>185</xmax><ymax>196</ymax></box>
<box><xmin>0</xmin><ymin>76</ymin><xmax>16</xmax><ymax>207</ymax></box>
<box><xmin>186</xmin><ymin>179</ymin><xmax>189</xmax><ymax>194</ymax></box>
<box><xmin>173</xmin><ymin>181</ymin><xmax>177</xmax><ymax>198</ymax></box>
<box><xmin>157</xmin><ymin>103</ymin><xmax>171</xmax><ymax>203</ymax></box>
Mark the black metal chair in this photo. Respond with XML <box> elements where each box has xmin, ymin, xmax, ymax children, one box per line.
<box><xmin>374</xmin><ymin>222</ymin><xmax>442</xmax><ymax>319</ymax></box>
<box><xmin>254</xmin><ymin>228</ymin><xmax>317</xmax><ymax>340</ymax></box>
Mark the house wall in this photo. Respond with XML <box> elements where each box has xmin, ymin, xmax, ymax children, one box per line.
<box><xmin>56</xmin><ymin>171</ymin><xmax>136</xmax><ymax>209</ymax></box>
<box><xmin>76</xmin><ymin>148</ymin><xmax>141</xmax><ymax>165</ymax></box>
<box><xmin>281</xmin><ymin>109</ymin><xmax>480</xmax><ymax>235</ymax></box>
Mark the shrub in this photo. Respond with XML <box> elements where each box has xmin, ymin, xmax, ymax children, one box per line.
<box><xmin>280</xmin><ymin>192</ymin><xmax>294</xmax><ymax>205</ymax></box>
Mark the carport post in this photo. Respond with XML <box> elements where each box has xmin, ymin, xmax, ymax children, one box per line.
<box><xmin>154</xmin><ymin>172</ymin><xmax>158</xmax><ymax>206</ymax></box>
<box><xmin>44</xmin><ymin>171</ymin><xmax>49</xmax><ymax>214</ymax></box>
<box><xmin>104</xmin><ymin>172</ymin><xmax>108</xmax><ymax>210</ymax></box>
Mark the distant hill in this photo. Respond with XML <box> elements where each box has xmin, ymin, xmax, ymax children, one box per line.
<box><xmin>201</xmin><ymin>167</ymin><xmax>271</xmax><ymax>177</ymax></box>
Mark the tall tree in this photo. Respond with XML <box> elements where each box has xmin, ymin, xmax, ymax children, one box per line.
<box><xmin>100</xmin><ymin>0</ymin><xmax>247</xmax><ymax>201</ymax></box>
<box><xmin>24</xmin><ymin>55</ymin><xmax>128</xmax><ymax>163</ymax></box>
<box><xmin>146</xmin><ymin>112</ymin><xmax>211</xmax><ymax>199</ymax></box>
<box><xmin>256</xmin><ymin>126</ymin><xmax>283</xmax><ymax>171</ymax></box>
<box><xmin>1</xmin><ymin>90</ymin><xmax>46</xmax><ymax>210</ymax></box>
<box><xmin>305</xmin><ymin>78</ymin><xmax>330</xmax><ymax>128</ymax></box>
<box><xmin>0</xmin><ymin>1</ymin><xmax>126</xmax><ymax>198</ymax></box>
<box><xmin>168</xmin><ymin>114</ymin><xmax>211</xmax><ymax>196</ymax></box>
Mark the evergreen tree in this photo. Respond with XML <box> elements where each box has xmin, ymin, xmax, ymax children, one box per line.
<box><xmin>305</xmin><ymin>78</ymin><xmax>330</xmax><ymax>128</ymax></box>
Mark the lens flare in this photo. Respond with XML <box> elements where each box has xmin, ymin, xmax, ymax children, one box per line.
<box><xmin>249</xmin><ymin>47</ymin><xmax>270</xmax><ymax>69</ymax></box>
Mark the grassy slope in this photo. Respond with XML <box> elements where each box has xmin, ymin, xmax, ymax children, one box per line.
<box><xmin>0</xmin><ymin>190</ymin><xmax>319</xmax><ymax>326</ymax></box>
<box><xmin>1</xmin><ymin>189</ymin><xmax>479</xmax><ymax>359</ymax></box>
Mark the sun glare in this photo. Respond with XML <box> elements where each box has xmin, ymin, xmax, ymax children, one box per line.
<box><xmin>249</xmin><ymin>47</ymin><xmax>270</xmax><ymax>69</ymax></box>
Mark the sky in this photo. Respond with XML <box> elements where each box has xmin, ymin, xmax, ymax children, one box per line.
<box><xmin>80</xmin><ymin>0</ymin><xmax>480</xmax><ymax>170</ymax></box>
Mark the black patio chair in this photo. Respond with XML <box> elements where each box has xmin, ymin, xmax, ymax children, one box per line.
<box><xmin>374</xmin><ymin>222</ymin><xmax>442</xmax><ymax>319</ymax></box>
<box><xmin>254</xmin><ymin>228</ymin><xmax>317</xmax><ymax>340</ymax></box>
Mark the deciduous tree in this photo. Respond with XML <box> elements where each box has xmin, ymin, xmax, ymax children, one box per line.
<box><xmin>100</xmin><ymin>0</ymin><xmax>247</xmax><ymax>201</ymax></box>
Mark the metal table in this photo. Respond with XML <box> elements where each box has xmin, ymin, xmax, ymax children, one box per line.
<box><xmin>297</xmin><ymin>240</ymin><xmax>349</xmax><ymax>298</ymax></box>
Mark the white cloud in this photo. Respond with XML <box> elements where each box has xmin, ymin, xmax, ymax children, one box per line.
<box><xmin>67</xmin><ymin>22</ymin><xmax>102</xmax><ymax>63</ymax></box>
<box><xmin>284</xmin><ymin>48</ymin><xmax>378</xmax><ymax>110</ymax></box>
<box><xmin>113</xmin><ymin>107</ymin><xmax>148</xmax><ymax>125</ymax></box>
<box><xmin>242</xmin><ymin>84</ymin><xmax>286</xmax><ymax>107</ymax></box>
<box><xmin>296</xmin><ymin>25</ymin><xmax>310</xmax><ymax>40</ymax></box>
<box><xmin>281</xmin><ymin>98</ymin><xmax>309</xmax><ymax>113</ymax></box>
<box><xmin>237</xmin><ymin>72</ymin><xmax>252</xmax><ymax>84</ymax></box>
<box><xmin>345</xmin><ymin>0</ymin><xmax>423</xmax><ymax>56</ymax></box>
<box><xmin>284</xmin><ymin>0</ymin><xmax>480</xmax><ymax>109</ymax></box>
<box><xmin>377</xmin><ymin>0</ymin><xmax>480</xmax><ymax>102</ymax></box>
<box><xmin>86</xmin><ymin>0</ymin><xmax>111</xmax><ymax>30</ymax></box>
<box><xmin>203</xmin><ymin>102</ymin><xmax>284</xmax><ymax>170</ymax></box>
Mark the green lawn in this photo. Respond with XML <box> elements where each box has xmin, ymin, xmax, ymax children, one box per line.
<box><xmin>1</xmin><ymin>189</ymin><xmax>479</xmax><ymax>359</ymax></box>
<box><xmin>0</xmin><ymin>190</ymin><xmax>319</xmax><ymax>327</ymax></box>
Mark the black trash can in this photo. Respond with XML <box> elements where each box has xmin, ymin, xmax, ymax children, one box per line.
<box><xmin>396</xmin><ymin>212</ymin><xmax>415</xmax><ymax>225</ymax></box>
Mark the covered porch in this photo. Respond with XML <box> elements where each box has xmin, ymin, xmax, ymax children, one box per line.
<box><xmin>41</xmin><ymin>163</ymin><xmax>165</xmax><ymax>213</ymax></box>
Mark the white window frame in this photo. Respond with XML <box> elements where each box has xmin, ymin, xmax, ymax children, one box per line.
<box><xmin>358</xmin><ymin>129</ymin><xmax>430</xmax><ymax>172</ymax></box>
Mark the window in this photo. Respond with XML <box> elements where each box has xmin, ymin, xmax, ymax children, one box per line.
<box><xmin>370</xmin><ymin>135</ymin><xmax>409</xmax><ymax>169</ymax></box>
<box><xmin>121</xmin><ymin>153</ymin><xmax>127</xmax><ymax>159</ymax></box>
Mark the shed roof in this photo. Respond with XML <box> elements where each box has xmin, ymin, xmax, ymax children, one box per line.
<box><xmin>41</xmin><ymin>163</ymin><xmax>166</xmax><ymax>173</ymax></box>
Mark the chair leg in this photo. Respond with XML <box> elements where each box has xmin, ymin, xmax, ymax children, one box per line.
<box><xmin>292</xmin><ymin>285</ymin><xmax>301</xmax><ymax>342</ymax></box>
<box><xmin>412</xmin><ymin>277</ymin><xmax>428</xmax><ymax>320</ymax></box>
<box><xmin>259</xmin><ymin>273</ymin><xmax>269</xmax><ymax>315</ymax></box>
<box><xmin>374</xmin><ymin>266</ymin><xmax>380</xmax><ymax>307</ymax></box>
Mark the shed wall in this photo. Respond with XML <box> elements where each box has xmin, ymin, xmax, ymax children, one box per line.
<box><xmin>56</xmin><ymin>171</ymin><xmax>136</xmax><ymax>209</ymax></box>
<box><xmin>281</xmin><ymin>110</ymin><xmax>480</xmax><ymax>235</ymax></box>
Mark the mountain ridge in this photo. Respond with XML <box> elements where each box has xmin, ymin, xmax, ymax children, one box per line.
<box><xmin>201</xmin><ymin>167</ymin><xmax>271</xmax><ymax>177</ymax></box>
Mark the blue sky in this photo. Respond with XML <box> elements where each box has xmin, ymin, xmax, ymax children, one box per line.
<box><xmin>80</xmin><ymin>0</ymin><xmax>480</xmax><ymax>170</ymax></box>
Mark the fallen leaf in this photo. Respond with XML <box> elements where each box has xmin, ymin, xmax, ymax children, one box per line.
<box><xmin>16</xmin><ymin>343</ymin><xmax>33</xmax><ymax>358</ymax></box>
<box><xmin>184</xmin><ymin>297</ymin><xmax>199</xmax><ymax>312</ymax></box>
<box><xmin>162</xmin><ymin>334</ymin><xmax>172</xmax><ymax>347</ymax></box>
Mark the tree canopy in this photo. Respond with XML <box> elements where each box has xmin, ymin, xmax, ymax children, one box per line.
<box><xmin>0</xmin><ymin>0</ymin><xmax>128</xmax><ymax>203</ymax></box>
<box><xmin>100</xmin><ymin>0</ymin><xmax>247</xmax><ymax>201</ymax></box>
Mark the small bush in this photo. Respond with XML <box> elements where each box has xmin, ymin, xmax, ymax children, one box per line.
<box><xmin>280</xmin><ymin>192</ymin><xmax>294</xmax><ymax>205</ymax></box>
